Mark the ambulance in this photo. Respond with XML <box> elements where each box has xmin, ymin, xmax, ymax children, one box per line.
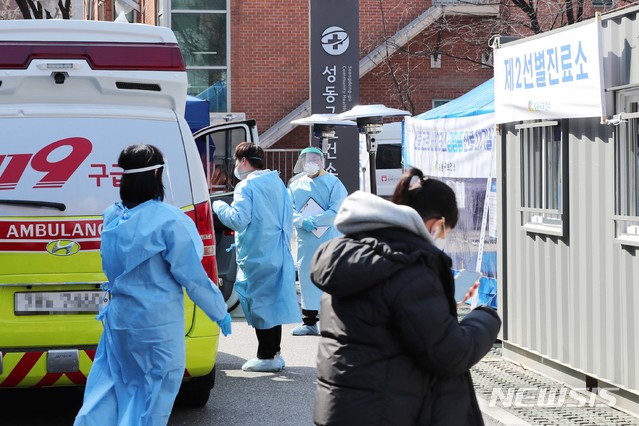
<box><xmin>0</xmin><ymin>19</ymin><xmax>223</xmax><ymax>407</ymax></box>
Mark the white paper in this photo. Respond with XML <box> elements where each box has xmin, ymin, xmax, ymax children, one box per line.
<box><xmin>299</xmin><ymin>198</ymin><xmax>329</xmax><ymax>238</ymax></box>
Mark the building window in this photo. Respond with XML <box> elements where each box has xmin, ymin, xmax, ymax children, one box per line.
<box><xmin>171</xmin><ymin>0</ymin><xmax>228</xmax><ymax>112</ymax></box>
<box><xmin>614</xmin><ymin>91</ymin><xmax>639</xmax><ymax>246</ymax></box>
<box><xmin>432</xmin><ymin>99</ymin><xmax>450</xmax><ymax>109</ymax></box>
<box><xmin>518</xmin><ymin>120</ymin><xmax>567</xmax><ymax>236</ymax></box>
<box><xmin>481</xmin><ymin>51</ymin><xmax>492</xmax><ymax>68</ymax></box>
<box><xmin>430</xmin><ymin>54</ymin><xmax>441</xmax><ymax>69</ymax></box>
<box><xmin>592</xmin><ymin>0</ymin><xmax>613</xmax><ymax>7</ymax></box>
<box><xmin>156</xmin><ymin>0</ymin><xmax>165</xmax><ymax>27</ymax></box>
<box><xmin>114</xmin><ymin>1</ymin><xmax>138</xmax><ymax>22</ymax></box>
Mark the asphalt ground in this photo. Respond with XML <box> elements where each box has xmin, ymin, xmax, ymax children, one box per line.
<box><xmin>168</xmin><ymin>319</ymin><xmax>513</xmax><ymax>426</ymax></box>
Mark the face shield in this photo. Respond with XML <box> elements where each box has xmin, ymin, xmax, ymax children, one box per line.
<box><xmin>121</xmin><ymin>160</ymin><xmax>175</xmax><ymax>204</ymax></box>
<box><xmin>293</xmin><ymin>147</ymin><xmax>325</xmax><ymax>174</ymax></box>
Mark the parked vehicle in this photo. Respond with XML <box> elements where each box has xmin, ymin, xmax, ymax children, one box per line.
<box><xmin>0</xmin><ymin>19</ymin><xmax>218</xmax><ymax>407</ymax></box>
<box><xmin>191</xmin><ymin>120</ymin><xmax>259</xmax><ymax>313</ymax></box>
<box><xmin>373</xmin><ymin>122</ymin><xmax>404</xmax><ymax>198</ymax></box>
<box><xmin>357</xmin><ymin>122</ymin><xmax>404</xmax><ymax>198</ymax></box>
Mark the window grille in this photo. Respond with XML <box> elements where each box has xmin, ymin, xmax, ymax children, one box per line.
<box><xmin>518</xmin><ymin>120</ymin><xmax>567</xmax><ymax>236</ymax></box>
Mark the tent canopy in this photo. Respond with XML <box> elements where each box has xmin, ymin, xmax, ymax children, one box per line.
<box><xmin>414</xmin><ymin>78</ymin><xmax>494</xmax><ymax>120</ymax></box>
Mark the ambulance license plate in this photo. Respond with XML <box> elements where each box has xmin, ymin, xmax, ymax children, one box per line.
<box><xmin>14</xmin><ymin>291</ymin><xmax>102</xmax><ymax>315</ymax></box>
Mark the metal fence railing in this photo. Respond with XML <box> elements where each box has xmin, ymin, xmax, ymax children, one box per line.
<box><xmin>264</xmin><ymin>148</ymin><xmax>302</xmax><ymax>185</ymax></box>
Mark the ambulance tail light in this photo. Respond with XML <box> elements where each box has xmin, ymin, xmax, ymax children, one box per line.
<box><xmin>191</xmin><ymin>201</ymin><xmax>218</xmax><ymax>283</ymax></box>
<box><xmin>0</xmin><ymin>42</ymin><xmax>185</xmax><ymax>71</ymax></box>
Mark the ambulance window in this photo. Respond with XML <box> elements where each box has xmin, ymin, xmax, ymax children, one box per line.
<box><xmin>200</xmin><ymin>126</ymin><xmax>253</xmax><ymax>193</ymax></box>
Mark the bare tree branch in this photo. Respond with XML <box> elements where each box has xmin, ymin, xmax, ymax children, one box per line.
<box><xmin>367</xmin><ymin>0</ymin><xmax>638</xmax><ymax>112</ymax></box>
<box><xmin>14</xmin><ymin>0</ymin><xmax>71</xmax><ymax>19</ymax></box>
<box><xmin>15</xmin><ymin>0</ymin><xmax>33</xmax><ymax>18</ymax></box>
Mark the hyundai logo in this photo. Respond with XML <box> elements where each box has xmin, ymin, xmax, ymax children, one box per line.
<box><xmin>46</xmin><ymin>239</ymin><xmax>81</xmax><ymax>256</ymax></box>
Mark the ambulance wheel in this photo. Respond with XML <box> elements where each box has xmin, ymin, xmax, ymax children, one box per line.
<box><xmin>226</xmin><ymin>289</ymin><xmax>240</xmax><ymax>313</ymax></box>
<box><xmin>175</xmin><ymin>366</ymin><xmax>216</xmax><ymax>408</ymax></box>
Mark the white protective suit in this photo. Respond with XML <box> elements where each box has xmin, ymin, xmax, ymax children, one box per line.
<box><xmin>213</xmin><ymin>169</ymin><xmax>300</xmax><ymax>329</ymax></box>
<box><xmin>74</xmin><ymin>200</ymin><xmax>227</xmax><ymax>426</ymax></box>
<box><xmin>288</xmin><ymin>171</ymin><xmax>347</xmax><ymax>311</ymax></box>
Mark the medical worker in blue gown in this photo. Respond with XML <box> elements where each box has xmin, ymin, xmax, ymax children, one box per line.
<box><xmin>288</xmin><ymin>147</ymin><xmax>347</xmax><ymax>335</ymax></box>
<box><xmin>74</xmin><ymin>144</ymin><xmax>232</xmax><ymax>426</ymax></box>
<box><xmin>212</xmin><ymin>142</ymin><xmax>300</xmax><ymax>372</ymax></box>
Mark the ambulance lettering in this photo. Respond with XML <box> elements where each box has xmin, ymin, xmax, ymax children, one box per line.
<box><xmin>0</xmin><ymin>219</ymin><xmax>103</xmax><ymax>252</ymax></box>
<box><xmin>0</xmin><ymin>137</ymin><xmax>92</xmax><ymax>190</ymax></box>
<box><xmin>6</xmin><ymin>222</ymin><xmax>102</xmax><ymax>238</ymax></box>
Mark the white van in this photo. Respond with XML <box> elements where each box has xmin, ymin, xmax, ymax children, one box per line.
<box><xmin>0</xmin><ymin>20</ymin><xmax>222</xmax><ymax>406</ymax></box>
<box><xmin>359</xmin><ymin>121</ymin><xmax>404</xmax><ymax>198</ymax></box>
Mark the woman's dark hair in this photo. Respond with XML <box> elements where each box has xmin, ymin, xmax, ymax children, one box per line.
<box><xmin>118</xmin><ymin>144</ymin><xmax>165</xmax><ymax>206</ymax></box>
<box><xmin>391</xmin><ymin>168</ymin><xmax>459</xmax><ymax>229</ymax></box>
<box><xmin>234</xmin><ymin>141</ymin><xmax>265</xmax><ymax>169</ymax></box>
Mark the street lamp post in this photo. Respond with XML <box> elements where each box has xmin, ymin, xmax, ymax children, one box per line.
<box><xmin>290</xmin><ymin>114</ymin><xmax>357</xmax><ymax>154</ymax></box>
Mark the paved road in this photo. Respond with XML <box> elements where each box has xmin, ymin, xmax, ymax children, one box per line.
<box><xmin>1</xmin><ymin>319</ymin><xmax>505</xmax><ymax>425</ymax></box>
<box><xmin>169</xmin><ymin>320</ymin><xmax>318</xmax><ymax>425</ymax></box>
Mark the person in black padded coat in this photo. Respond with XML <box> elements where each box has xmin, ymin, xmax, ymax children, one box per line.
<box><xmin>310</xmin><ymin>167</ymin><xmax>501</xmax><ymax>425</ymax></box>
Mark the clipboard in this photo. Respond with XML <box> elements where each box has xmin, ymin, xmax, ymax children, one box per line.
<box><xmin>299</xmin><ymin>197</ymin><xmax>329</xmax><ymax>238</ymax></box>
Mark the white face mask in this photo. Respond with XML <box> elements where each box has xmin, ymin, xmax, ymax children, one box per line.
<box><xmin>433</xmin><ymin>237</ymin><xmax>447</xmax><ymax>251</ymax></box>
<box><xmin>304</xmin><ymin>162</ymin><xmax>320</xmax><ymax>175</ymax></box>
<box><xmin>234</xmin><ymin>158</ymin><xmax>252</xmax><ymax>181</ymax></box>
<box><xmin>431</xmin><ymin>224</ymin><xmax>447</xmax><ymax>251</ymax></box>
<box><xmin>234</xmin><ymin>167</ymin><xmax>251</xmax><ymax>181</ymax></box>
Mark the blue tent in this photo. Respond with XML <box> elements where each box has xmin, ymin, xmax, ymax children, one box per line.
<box><xmin>413</xmin><ymin>78</ymin><xmax>494</xmax><ymax>120</ymax></box>
<box><xmin>185</xmin><ymin>95</ymin><xmax>210</xmax><ymax>133</ymax></box>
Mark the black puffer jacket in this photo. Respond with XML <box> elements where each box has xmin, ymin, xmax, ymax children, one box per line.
<box><xmin>310</xmin><ymin>191</ymin><xmax>501</xmax><ymax>426</ymax></box>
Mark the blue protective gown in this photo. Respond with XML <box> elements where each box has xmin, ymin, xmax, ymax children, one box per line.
<box><xmin>288</xmin><ymin>171</ymin><xmax>347</xmax><ymax>311</ymax></box>
<box><xmin>213</xmin><ymin>170</ymin><xmax>300</xmax><ymax>329</ymax></box>
<box><xmin>74</xmin><ymin>200</ymin><xmax>227</xmax><ymax>426</ymax></box>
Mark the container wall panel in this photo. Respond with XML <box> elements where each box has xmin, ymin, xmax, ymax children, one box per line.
<box><xmin>498</xmin><ymin>5</ymin><xmax>639</xmax><ymax>401</ymax></box>
<box><xmin>501</xmin><ymin>96</ymin><xmax>637</xmax><ymax>393</ymax></box>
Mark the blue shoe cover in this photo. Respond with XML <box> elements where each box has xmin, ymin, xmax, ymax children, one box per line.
<box><xmin>242</xmin><ymin>357</ymin><xmax>284</xmax><ymax>372</ymax></box>
<box><xmin>291</xmin><ymin>323</ymin><xmax>320</xmax><ymax>336</ymax></box>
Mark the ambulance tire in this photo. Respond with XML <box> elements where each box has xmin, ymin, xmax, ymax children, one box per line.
<box><xmin>226</xmin><ymin>288</ymin><xmax>240</xmax><ymax>313</ymax></box>
<box><xmin>175</xmin><ymin>366</ymin><xmax>216</xmax><ymax>408</ymax></box>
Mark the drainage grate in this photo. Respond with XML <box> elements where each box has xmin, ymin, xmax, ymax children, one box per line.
<box><xmin>459</xmin><ymin>307</ymin><xmax>639</xmax><ymax>425</ymax></box>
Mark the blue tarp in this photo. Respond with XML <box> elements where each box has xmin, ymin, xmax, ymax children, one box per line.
<box><xmin>185</xmin><ymin>95</ymin><xmax>210</xmax><ymax>133</ymax></box>
<box><xmin>414</xmin><ymin>78</ymin><xmax>494</xmax><ymax>120</ymax></box>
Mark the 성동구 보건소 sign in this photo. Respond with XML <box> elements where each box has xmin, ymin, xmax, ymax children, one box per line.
<box><xmin>310</xmin><ymin>0</ymin><xmax>359</xmax><ymax>193</ymax></box>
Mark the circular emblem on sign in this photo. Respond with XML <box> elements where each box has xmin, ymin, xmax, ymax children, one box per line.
<box><xmin>321</xmin><ymin>26</ymin><xmax>349</xmax><ymax>56</ymax></box>
<box><xmin>46</xmin><ymin>239</ymin><xmax>81</xmax><ymax>256</ymax></box>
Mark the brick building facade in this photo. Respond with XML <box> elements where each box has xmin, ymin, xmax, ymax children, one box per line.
<box><xmin>1</xmin><ymin>0</ymin><xmax>629</xmax><ymax>149</ymax></box>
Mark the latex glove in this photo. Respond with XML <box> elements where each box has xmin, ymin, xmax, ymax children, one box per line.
<box><xmin>302</xmin><ymin>218</ymin><xmax>317</xmax><ymax>232</ymax></box>
<box><xmin>216</xmin><ymin>313</ymin><xmax>232</xmax><ymax>336</ymax></box>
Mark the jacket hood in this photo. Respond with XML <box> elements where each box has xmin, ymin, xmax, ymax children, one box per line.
<box><xmin>335</xmin><ymin>191</ymin><xmax>435</xmax><ymax>244</ymax></box>
<box><xmin>311</xmin><ymin>192</ymin><xmax>450</xmax><ymax>298</ymax></box>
